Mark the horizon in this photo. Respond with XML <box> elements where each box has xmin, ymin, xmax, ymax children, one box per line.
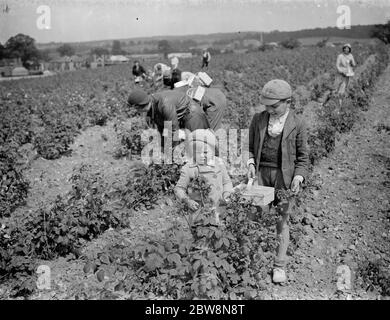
<box><xmin>35</xmin><ymin>23</ymin><xmax>378</xmax><ymax>46</ymax></box>
<box><xmin>1</xmin><ymin>0</ymin><xmax>390</xmax><ymax>44</ymax></box>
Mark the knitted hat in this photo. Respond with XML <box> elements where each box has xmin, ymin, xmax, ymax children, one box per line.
<box><xmin>187</xmin><ymin>129</ymin><xmax>218</xmax><ymax>156</ymax></box>
<box><xmin>260</xmin><ymin>79</ymin><xmax>292</xmax><ymax>106</ymax></box>
<box><xmin>127</xmin><ymin>89</ymin><xmax>150</xmax><ymax>107</ymax></box>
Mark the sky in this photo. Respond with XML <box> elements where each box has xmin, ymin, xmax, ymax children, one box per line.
<box><xmin>0</xmin><ymin>0</ymin><xmax>390</xmax><ymax>44</ymax></box>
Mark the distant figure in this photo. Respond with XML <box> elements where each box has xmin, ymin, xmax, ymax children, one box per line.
<box><xmin>169</xmin><ymin>56</ymin><xmax>181</xmax><ymax>89</ymax></box>
<box><xmin>201</xmin><ymin>48</ymin><xmax>211</xmax><ymax>69</ymax></box>
<box><xmin>335</xmin><ymin>43</ymin><xmax>356</xmax><ymax>104</ymax></box>
<box><xmin>153</xmin><ymin>62</ymin><xmax>171</xmax><ymax>88</ymax></box>
<box><xmin>174</xmin><ymin>129</ymin><xmax>233</xmax><ymax>225</ymax></box>
<box><xmin>132</xmin><ymin>60</ymin><xmax>147</xmax><ymax>84</ymax></box>
<box><xmin>171</xmin><ymin>56</ymin><xmax>179</xmax><ymax>69</ymax></box>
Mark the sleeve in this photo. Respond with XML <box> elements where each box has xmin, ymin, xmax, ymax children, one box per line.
<box><xmin>294</xmin><ymin>118</ymin><xmax>309</xmax><ymax>181</ymax></box>
<box><xmin>160</xmin><ymin>99</ymin><xmax>180</xmax><ymax>132</ymax></box>
<box><xmin>174</xmin><ymin>164</ymin><xmax>191</xmax><ymax>202</ymax></box>
<box><xmin>132</xmin><ymin>66</ymin><xmax>136</xmax><ymax>76</ymax></box>
<box><xmin>248</xmin><ymin>114</ymin><xmax>257</xmax><ymax>161</ymax></box>
<box><xmin>336</xmin><ymin>55</ymin><xmax>346</xmax><ymax>74</ymax></box>
<box><xmin>350</xmin><ymin>55</ymin><xmax>356</xmax><ymax>67</ymax></box>
<box><xmin>184</xmin><ymin>107</ymin><xmax>210</xmax><ymax>131</ymax></box>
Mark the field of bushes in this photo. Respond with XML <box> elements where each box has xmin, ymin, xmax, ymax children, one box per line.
<box><xmin>0</xmin><ymin>43</ymin><xmax>388</xmax><ymax>299</ymax></box>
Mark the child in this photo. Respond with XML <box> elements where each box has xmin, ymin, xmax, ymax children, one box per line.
<box><xmin>174</xmin><ymin>129</ymin><xmax>233</xmax><ymax>224</ymax></box>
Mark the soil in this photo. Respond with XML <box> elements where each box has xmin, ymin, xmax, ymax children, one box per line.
<box><xmin>2</xmin><ymin>63</ymin><xmax>389</xmax><ymax>300</ymax></box>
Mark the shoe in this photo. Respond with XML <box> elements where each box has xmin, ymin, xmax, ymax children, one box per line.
<box><xmin>272</xmin><ymin>268</ymin><xmax>287</xmax><ymax>283</ymax></box>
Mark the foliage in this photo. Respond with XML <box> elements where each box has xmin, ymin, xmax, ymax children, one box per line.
<box><xmin>157</xmin><ymin>40</ymin><xmax>171</xmax><ymax>58</ymax></box>
<box><xmin>280</xmin><ymin>38</ymin><xmax>301</xmax><ymax>49</ymax></box>
<box><xmin>119</xmin><ymin>163</ymin><xmax>182</xmax><ymax>211</ymax></box>
<box><xmin>113</xmin><ymin>117</ymin><xmax>148</xmax><ymax>158</ymax></box>
<box><xmin>85</xmin><ymin>177</ymin><xmax>278</xmax><ymax>300</ymax></box>
<box><xmin>56</xmin><ymin>44</ymin><xmax>76</xmax><ymax>57</ymax></box>
<box><xmin>111</xmin><ymin>40</ymin><xmax>126</xmax><ymax>55</ymax></box>
<box><xmin>91</xmin><ymin>47</ymin><xmax>110</xmax><ymax>57</ymax></box>
<box><xmin>358</xmin><ymin>259</ymin><xmax>390</xmax><ymax>297</ymax></box>
<box><xmin>371</xmin><ymin>20</ymin><xmax>390</xmax><ymax>44</ymax></box>
<box><xmin>0</xmin><ymin>164</ymin><xmax>128</xmax><ymax>296</ymax></box>
<box><xmin>0</xmin><ymin>148</ymin><xmax>29</xmax><ymax>217</ymax></box>
<box><xmin>3</xmin><ymin>33</ymin><xmax>40</xmax><ymax>68</ymax></box>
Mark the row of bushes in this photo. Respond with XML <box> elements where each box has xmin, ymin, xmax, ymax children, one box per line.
<box><xmin>307</xmin><ymin>44</ymin><xmax>389</xmax><ymax>165</ymax></box>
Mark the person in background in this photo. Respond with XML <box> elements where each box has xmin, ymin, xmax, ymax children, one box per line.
<box><xmin>132</xmin><ymin>60</ymin><xmax>147</xmax><ymax>84</ymax></box>
<box><xmin>174</xmin><ymin>129</ymin><xmax>233</xmax><ymax>225</ymax></box>
<box><xmin>170</xmin><ymin>56</ymin><xmax>182</xmax><ymax>89</ymax></box>
<box><xmin>127</xmin><ymin>88</ymin><xmax>210</xmax><ymax>145</ymax></box>
<box><xmin>153</xmin><ymin>62</ymin><xmax>172</xmax><ymax>88</ymax></box>
<box><xmin>335</xmin><ymin>43</ymin><xmax>356</xmax><ymax>104</ymax></box>
<box><xmin>201</xmin><ymin>48</ymin><xmax>211</xmax><ymax>69</ymax></box>
<box><xmin>247</xmin><ymin>79</ymin><xmax>309</xmax><ymax>284</ymax></box>
<box><xmin>174</xmin><ymin>73</ymin><xmax>227</xmax><ymax>131</ymax></box>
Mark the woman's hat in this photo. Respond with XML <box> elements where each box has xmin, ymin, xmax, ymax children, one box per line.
<box><xmin>342</xmin><ymin>43</ymin><xmax>352</xmax><ymax>51</ymax></box>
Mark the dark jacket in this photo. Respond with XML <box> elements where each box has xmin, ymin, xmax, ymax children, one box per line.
<box><xmin>200</xmin><ymin>88</ymin><xmax>227</xmax><ymax>131</ymax></box>
<box><xmin>148</xmin><ymin>90</ymin><xmax>209</xmax><ymax>134</ymax></box>
<box><xmin>248</xmin><ymin>110</ymin><xmax>309</xmax><ymax>187</ymax></box>
<box><xmin>132</xmin><ymin>64</ymin><xmax>146</xmax><ymax>77</ymax></box>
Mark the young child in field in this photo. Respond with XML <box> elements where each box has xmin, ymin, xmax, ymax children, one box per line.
<box><xmin>174</xmin><ymin>129</ymin><xmax>233</xmax><ymax>224</ymax></box>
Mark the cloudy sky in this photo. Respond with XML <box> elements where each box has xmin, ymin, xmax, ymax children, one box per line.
<box><xmin>1</xmin><ymin>0</ymin><xmax>389</xmax><ymax>44</ymax></box>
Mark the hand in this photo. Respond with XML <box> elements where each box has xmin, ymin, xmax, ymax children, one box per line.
<box><xmin>291</xmin><ymin>176</ymin><xmax>303</xmax><ymax>194</ymax></box>
<box><xmin>247</xmin><ymin>163</ymin><xmax>256</xmax><ymax>180</ymax></box>
<box><xmin>187</xmin><ymin>199</ymin><xmax>199</xmax><ymax>211</ymax></box>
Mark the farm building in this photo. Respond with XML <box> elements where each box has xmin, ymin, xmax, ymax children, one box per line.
<box><xmin>243</xmin><ymin>39</ymin><xmax>262</xmax><ymax>48</ymax></box>
<box><xmin>108</xmin><ymin>55</ymin><xmax>129</xmax><ymax>64</ymax></box>
<box><xmin>0</xmin><ymin>66</ymin><xmax>13</xmax><ymax>77</ymax></box>
<box><xmin>0</xmin><ymin>58</ymin><xmax>22</xmax><ymax>77</ymax></box>
<box><xmin>48</xmin><ymin>55</ymin><xmax>87</xmax><ymax>72</ymax></box>
<box><xmin>167</xmin><ymin>52</ymin><xmax>193</xmax><ymax>59</ymax></box>
<box><xmin>129</xmin><ymin>53</ymin><xmax>164</xmax><ymax>63</ymax></box>
<box><xmin>12</xmin><ymin>67</ymin><xmax>29</xmax><ymax>77</ymax></box>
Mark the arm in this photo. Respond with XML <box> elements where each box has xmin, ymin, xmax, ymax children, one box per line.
<box><xmin>184</xmin><ymin>106</ymin><xmax>210</xmax><ymax>131</ymax></box>
<box><xmin>160</xmin><ymin>98</ymin><xmax>180</xmax><ymax>132</ymax></box>
<box><xmin>293</xmin><ymin>118</ymin><xmax>309</xmax><ymax>181</ymax></box>
<box><xmin>336</xmin><ymin>55</ymin><xmax>347</xmax><ymax>74</ymax></box>
<box><xmin>350</xmin><ymin>55</ymin><xmax>356</xmax><ymax>67</ymax></box>
<box><xmin>248</xmin><ymin>114</ymin><xmax>257</xmax><ymax>161</ymax></box>
<box><xmin>174</xmin><ymin>164</ymin><xmax>191</xmax><ymax>202</ymax></box>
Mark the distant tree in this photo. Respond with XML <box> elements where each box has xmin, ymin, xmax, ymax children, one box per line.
<box><xmin>158</xmin><ymin>40</ymin><xmax>171</xmax><ymax>58</ymax></box>
<box><xmin>0</xmin><ymin>42</ymin><xmax>5</xmax><ymax>59</ymax></box>
<box><xmin>280</xmin><ymin>38</ymin><xmax>301</xmax><ymax>49</ymax></box>
<box><xmin>4</xmin><ymin>33</ymin><xmax>40</xmax><ymax>67</ymax></box>
<box><xmin>316</xmin><ymin>38</ymin><xmax>329</xmax><ymax>48</ymax></box>
<box><xmin>57</xmin><ymin>44</ymin><xmax>75</xmax><ymax>57</ymax></box>
<box><xmin>38</xmin><ymin>48</ymin><xmax>51</xmax><ymax>61</ymax></box>
<box><xmin>91</xmin><ymin>47</ymin><xmax>109</xmax><ymax>57</ymax></box>
<box><xmin>371</xmin><ymin>21</ymin><xmax>390</xmax><ymax>44</ymax></box>
<box><xmin>111</xmin><ymin>40</ymin><xmax>125</xmax><ymax>55</ymax></box>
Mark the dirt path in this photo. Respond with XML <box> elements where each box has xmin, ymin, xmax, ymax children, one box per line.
<box><xmin>268</xmin><ymin>62</ymin><xmax>390</xmax><ymax>300</ymax></box>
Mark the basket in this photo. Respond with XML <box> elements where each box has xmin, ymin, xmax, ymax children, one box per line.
<box><xmin>234</xmin><ymin>180</ymin><xmax>274</xmax><ymax>206</ymax></box>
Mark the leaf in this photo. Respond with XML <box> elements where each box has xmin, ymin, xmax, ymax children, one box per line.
<box><xmin>144</xmin><ymin>253</ymin><xmax>164</xmax><ymax>272</ymax></box>
<box><xmin>229</xmin><ymin>292</ymin><xmax>237</xmax><ymax>300</ymax></box>
<box><xmin>167</xmin><ymin>253</ymin><xmax>181</xmax><ymax>265</ymax></box>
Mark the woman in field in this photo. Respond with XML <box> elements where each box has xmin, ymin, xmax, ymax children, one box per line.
<box><xmin>335</xmin><ymin>43</ymin><xmax>356</xmax><ymax>103</ymax></box>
